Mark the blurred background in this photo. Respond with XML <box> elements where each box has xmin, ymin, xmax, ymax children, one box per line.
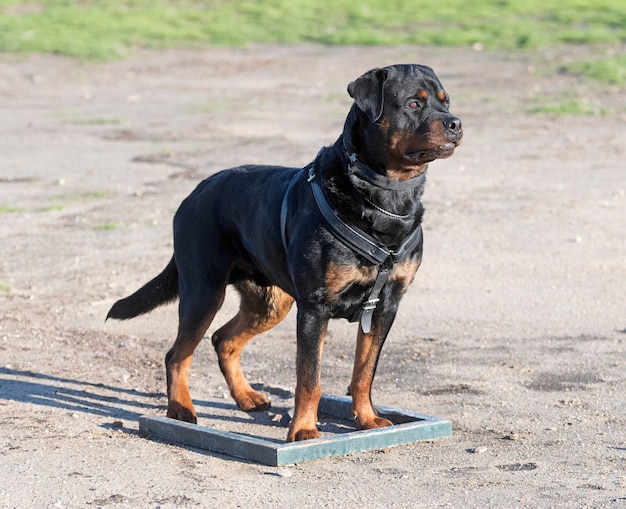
<box><xmin>0</xmin><ymin>0</ymin><xmax>624</xmax><ymax>95</ymax></box>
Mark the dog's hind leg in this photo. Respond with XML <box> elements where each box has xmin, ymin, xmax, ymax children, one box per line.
<box><xmin>212</xmin><ymin>281</ymin><xmax>294</xmax><ymax>411</ymax></box>
<box><xmin>165</xmin><ymin>281</ymin><xmax>227</xmax><ymax>423</ymax></box>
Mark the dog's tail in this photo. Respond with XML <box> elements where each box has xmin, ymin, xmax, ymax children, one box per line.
<box><xmin>106</xmin><ymin>256</ymin><xmax>179</xmax><ymax>321</ymax></box>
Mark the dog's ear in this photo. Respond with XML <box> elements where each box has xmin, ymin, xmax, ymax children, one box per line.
<box><xmin>347</xmin><ymin>68</ymin><xmax>389</xmax><ymax>122</ymax></box>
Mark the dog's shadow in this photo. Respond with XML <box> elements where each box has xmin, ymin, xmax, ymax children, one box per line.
<box><xmin>0</xmin><ymin>368</ymin><xmax>275</xmax><ymax>427</ymax></box>
<box><xmin>0</xmin><ymin>368</ymin><xmax>352</xmax><ymax>437</ymax></box>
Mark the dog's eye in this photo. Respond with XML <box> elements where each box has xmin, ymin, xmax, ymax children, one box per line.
<box><xmin>407</xmin><ymin>101</ymin><xmax>420</xmax><ymax>110</ymax></box>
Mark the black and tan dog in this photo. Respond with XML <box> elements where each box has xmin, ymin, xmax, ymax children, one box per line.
<box><xmin>107</xmin><ymin>64</ymin><xmax>462</xmax><ymax>441</ymax></box>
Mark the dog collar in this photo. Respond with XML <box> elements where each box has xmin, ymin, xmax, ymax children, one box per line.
<box><xmin>346</xmin><ymin>152</ymin><xmax>427</xmax><ymax>191</ymax></box>
<box><xmin>336</xmin><ymin>138</ymin><xmax>427</xmax><ymax>191</ymax></box>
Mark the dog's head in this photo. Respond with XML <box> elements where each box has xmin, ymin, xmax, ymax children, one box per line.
<box><xmin>346</xmin><ymin>64</ymin><xmax>463</xmax><ymax>179</ymax></box>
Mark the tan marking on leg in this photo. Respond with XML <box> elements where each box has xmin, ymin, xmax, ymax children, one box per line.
<box><xmin>287</xmin><ymin>318</ymin><xmax>329</xmax><ymax>442</ymax></box>
<box><xmin>213</xmin><ymin>286</ymin><xmax>293</xmax><ymax>411</ymax></box>
<box><xmin>350</xmin><ymin>324</ymin><xmax>393</xmax><ymax>430</ymax></box>
<box><xmin>167</xmin><ymin>353</ymin><xmax>197</xmax><ymax>422</ymax></box>
<box><xmin>166</xmin><ymin>289</ymin><xmax>226</xmax><ymax>423</ymax></box>
<box><xmin>166</xmin><ymin>328</ymin><xmax>211</xmax><ymax>422</ymax></box>
<box><xmin>287</xmin><ymin>385</ymin><xmax>323</xmax><ymax>442</ymax></box>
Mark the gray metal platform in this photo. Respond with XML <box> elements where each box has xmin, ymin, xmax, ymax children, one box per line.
<box><xmin>139</xmin><ymin>394</ymin><xmax>451</xmax><ymax>466</ymax></box>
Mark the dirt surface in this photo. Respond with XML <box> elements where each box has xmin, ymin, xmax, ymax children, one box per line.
<box><xmin>1</xmin><ymin>44</ymin><xmax>625</xmax><ymax>508</ymax></box>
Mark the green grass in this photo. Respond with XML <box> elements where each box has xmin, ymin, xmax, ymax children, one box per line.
<box><xmin>0</xmin><ymin>204</ymin><xmax>25</xmax><ymax>213</ymax></box>
<box><xmin>93</xmin><ymin>221</ymin><xmax>119</xmax><ymax>230</ymax></box>
<box><xmin>37</xmin><ymin>203</ymin><xmax>66</xmax><ymax>211</ymax></box>
<box><xmin>0</xmin><ymin>1</ymin><xmax>624</xmax><ymax>88</ymax></box>
<box><xmin>36</xmin><ymin>191</ymin><xmax>113</xmax><ymax>212</ymax></box>
<box><xmin>562</xmin><ymin>54</ymin><xmax>626</xmax><ymax>86</ymax></box>
<box><xmin>58</xmin><ymin>191</ymin><xmax>113</xmax><ymax>202</ymax></box>
<box><xmin>63</xmin><ymin>117</ymin><xmax>124</xmax><ymax>125</ymax></box>
<box><xmin>0</xmin><ymin>0</ymin><xmax>624</xmax><ymax>60</ymax></box>
<box><xmin>528</xmin><ymin>97</ymin><xmax>609</xmax><ymax>116</ymax></box>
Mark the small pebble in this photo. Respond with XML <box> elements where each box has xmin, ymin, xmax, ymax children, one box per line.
<box><xmin>265</xmin><ymin>468</ymin><xmax>293</xmax><ymax>478</ymax></box>
<box><xmin>467</xmin><ymin>446</ymin><xmax>488</xmax><ymax>454</ymax></box>
<box><xmin>111</xmin><ymin>421</ymin><xmax>124</xmax><ymax>429</ymax></box>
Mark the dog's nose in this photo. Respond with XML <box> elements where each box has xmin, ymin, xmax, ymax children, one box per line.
<box><xmin>443</xmin><ymin>116</ymin><xmax>462</xmax><ymax>137</ymax></box>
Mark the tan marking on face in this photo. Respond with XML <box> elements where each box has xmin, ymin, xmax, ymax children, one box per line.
<box><xmin>325</xmin><ymin>262</ymin><xmax>377</xmax><ymax>299</ymax></box>
<box><xmin>426</xmin><ymin>118</ymin><xmax>447</xmax><ymax>146</ymax></box>
<box><xmin>438</xmin><ymin>90</ymin><xmax>446</xmax><ymax>102</ymax></box>
<box><xmin>387</xmin><ymin>131</ymin><xmax>429</xmax><ymax>179</ymax></box>
<box><xmin>390</xmin><ymin>119</ymin><xmax>447</xmax><ymax>154</ymax></box>
<box><xmin>386</xmin><ymin>162</ymin><xmax>428</xmax><ymax>180</ymax></box>
<box><xmin>417</xmin><ymin>89</ymin><xmax>428</xmax><ymax>99</ymax></box>
<box><xmin>378</xmin><ymin>116</ymin><xmax>391</xmax><ymax>132</ymax></box>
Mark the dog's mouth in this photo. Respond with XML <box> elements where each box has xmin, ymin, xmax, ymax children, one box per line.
<box><xmin>405</xmin><ymin>142</ymin><xmax>458</xmax><ymax>162</ymax></box>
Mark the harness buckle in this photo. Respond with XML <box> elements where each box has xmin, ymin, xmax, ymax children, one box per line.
<box><xmin>362</xmin><ymin>298</ymin><xmax>380</xmax><ymax>311</ymax></box>
<box><xmin>307</xmin><ymin>167</ymin><xmax>316</xmax><ymax>182</ymax></box>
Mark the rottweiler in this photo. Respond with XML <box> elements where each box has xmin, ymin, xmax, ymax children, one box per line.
<box><xmin>107</xmin><ymin>64</ymin><xmax>463</xmax><ymax>441</ymax></box>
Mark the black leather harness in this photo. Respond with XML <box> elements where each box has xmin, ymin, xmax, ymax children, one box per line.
<box><xmin>280</xmin><ymin>156</ymin><xmax>424</xmax><ymax>333</ymax></box>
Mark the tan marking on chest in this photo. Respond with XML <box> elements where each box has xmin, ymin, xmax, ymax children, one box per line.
<box><xmin>326</xmin><ymin>258</ymin><xmax>421</xmax><ymax>299</ymax></box>
<box><xmin>325</xmin><ymin>262</ymin><xmax>377</xmax><ymax>299</ymax></box>
<box><xmin>389</xmin><ymin>258</ymin><xmax>421</xmax><ymax>291</ymax></box>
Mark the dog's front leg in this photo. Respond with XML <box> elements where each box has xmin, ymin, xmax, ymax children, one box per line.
<box><xmin>287</xmin><ymin>309</ymin><xmax>329</xmax><ymax>442</ymax></box>
<box><xmin>349</xmin><ymin>311</ymin><xmax>397</xmax><ymax>430</ymax></box>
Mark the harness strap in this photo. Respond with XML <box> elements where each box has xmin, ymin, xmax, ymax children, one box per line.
<box><xmin>280</xmin><ymin>160</ymin><xmax>424</xmax><ymax>334</ymax></box>
<box><xmin>311</xmin><ymin>175</ymin><xmax>390</xmax><ymax>265</ymax></box>
<box><xmin>308</xmin><ymin>166</ymin><xmax>423</xmax><ymax>333</ymax></box>
<box><xmin>280</xmin><ymin>169</ymin><xmax>301</xmax><ymax>256</ymax></box>
<box><xmin>310</xmin><ymin>169</ymin><xmax>423</xmax><ymax>265</ymax></box>
<box><xmin>357</xmin><ymin>258</ymin><xmax>392</xmax><ymax>334</ymax></box>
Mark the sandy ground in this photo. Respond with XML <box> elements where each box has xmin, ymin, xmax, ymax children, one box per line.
<box><xmin>0</xmin><ymin>44</ymin><xmax>625</xmax><ymax>508</ymax></box>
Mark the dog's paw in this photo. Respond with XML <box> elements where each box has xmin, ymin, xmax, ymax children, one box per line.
<box><xmin>287</xmin><ymin>427</ymin><xmax>320</xmax><ymax>442</ymax></box>
<box><xmin>166</xmin><ymin>401</ymin><xmax>198</xmax><ymax>424</ymax></box>
<box><xmin>234</xmin><ymin>389</ymin><xmax>271</xmax><ymax>412</ymax></box>
<box><xmin>356</xmin><ymin>415</ymin><xmax>393</xmax><ymax>430</ymax></box>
